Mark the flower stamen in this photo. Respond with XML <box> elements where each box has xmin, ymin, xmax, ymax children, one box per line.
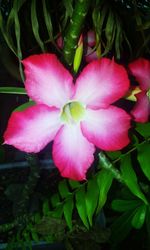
<box><xmin>61</xmin><ymin>101</ymin><xmax>86</xmax><ymax>123</ymax></box>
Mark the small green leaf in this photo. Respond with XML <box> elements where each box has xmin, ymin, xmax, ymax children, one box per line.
<box><xmin>106</xmin><ymin>151</ymin><xmax>121</xmax><ymax>160</ymax></box>
<box><xmin>31</xmin><ymin>229</ymin><xmax>39</xmax><ymax>242</ymax></box>
<box><xmin>75</xmin><ymin>186</ymin><xmax>89</xmax><ymax>229</ymax></box>
<box><xmin>58</xmin><ymin>180</ymin><xmax>70</xmax><ymax>199</ymax></box>
<box><xmin>42</xmin><ymin>0</ymin><xmax>53</xmax><ymax>42</ymax></box>
<box><xmin>51</xmin><ymin>193</ymin><xmax>60</xmax><ymax>208</ymax></box>
<box><xmin>137</xmin><ymin>142</ymin><xmax>150</xmax><ymax>181</ymax></box>
<box><xmin>73</xmin><ymin>35</ymin><xmax>83</xmax><ymax>73</ymax></box>
<box><xmin>85</xmin><ymin>179</ymin><xmax>99</xmax><ymax>226</ymax></box>
<box><xmin>135</xmin><ymin>122</ymin><xmax>150</xmax><ymax>138</ymax></box>
<box><xmin>120</xmin><ymin>154</ymin><xmax>148</xmax><ymax>204</ymax></box>
<box><xmin>96</xmin><ymin>169</ymin><xmax>113</xmax><ymax>213</ymax></box>
<box><xmin>112</xmin><ymin>199</ymin><xmax>142</xmax><ymax>212</ymax></box>
<box><xmin>110</xmin><ymin>210</ymin><xmax>135</xmax><ymax>245</ymax></box>
<box><xmin>43</xmin><ymin>199</ymin><xmax>50</xmax><ymax>216</ymax></box>
<box><xmin>131</xmin><ymin>204</ymin><xmax>147</xmax><ymax>229</ymax></box>
<box><xmin>68</xmin><ymin>179</ymin><xmax>80</xmax><ymax>189</ymax></box>
<box><xmin>0</xmin><ymin>87</ymin><xmax>26</xmax><ymax>95</ymax></box>
<box><xmin>31</xmin><ymin>0</ymin><xmax>45</xmax><ymax>52</ymax></box>
<box><xmin>63</xmin><ymin>197</ymin><xmax>74</xmax><ymax>229</ymax></box>
<box><xmin>13</xmin><ymin>101</ymin><xmax>35</xmax><ymax>112</ymax></box>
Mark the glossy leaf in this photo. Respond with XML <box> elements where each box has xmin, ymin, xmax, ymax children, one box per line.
<box><xmin>0</xmin><ymin>10</ymin><xmax>17</xmax><ymax>55</ymax></box>
<box><xmin>131</xmin><ymin>204</ymin><xmax>147</xmax><ymax>229</ymax></box>
<box><xmin>137</xmin><ymin>142</ymin><xmax>150</xmax><ymax>181</ymax></box>
<box><xmin>106</xmin><ymin>150</ymin><xmax>121</xmax><ymax>160</ymax></box>
<box><xmin>13</xmin><ymin>101</ymin><xmax>35</xmax><ymax>112</ymax></box>
<box><xmin>112</xmin><ymin>199</ymin><xmax>143</xmax><ymax>212</ymax></box>
<box><xmin>96</xmin><ymin>169</ymin><xmax>113</xmax><ymax>213</ymax></box>
<box><xmin>75</xmin><ymin>186</ymin><xmax>89</xmax><ymax>229</ymax></box>
<box><xmin>31</xmin><ymin>0</ymin><xmax>45</xmax><ymax>52</ymax></box>
<box><xmin>73</xmin><ymin>35</ymin><xmax>83</xmax><ymax>73</ymax></box>
<box><xmin>0</xmin><ymin>87</ymin><xmax>26</xmax><ymax>95</ymax></box>
<box><xmin>85</xmin><ymin>179</ymin><xmax>99</xmax><ymax>226</ymax></box>
<box><xmin>135</xmin><ymin>122</ymin><xmax>150</xmax><ymax>138</ymax></box>
<box><xmin>42</xmin><ymin>0</ymin><xmax>53</xmax><ymax>42</ymax></box>
<box><xmin>63</xmin><ymin>196</ymin><xmax>74</xmax><ymax>229</ymax></box>
<box><xmin>68</xmin><ymin>179</ymin><xmax>80</xmax><ymax>189</ymax></box>
<box><xmin>120</xmin><ymin>154</ymin><xmax>148</xmax><ymax>204</ymax></box>
<box><xmin>13</xmin><ymin>0</ymin><xmax>24</xmax><ymax>81</ymax></box>
<box><xmin>58</xmin><ymin>180</ymin><xmax>70</xmax><ymax>199</ymax></box>
<box><xmin>43</xmin><ymin>199</ymin><xmax>50</xmax><ymax>216</ymax></box>
<box><xmin>110</xmin><ymin>210</ymin><xmax>135</xmax><ymax>245</ymax></box>
<box><xmin>51</xmin><ymin>193</ymin><xmax>61</xmax><ymax>208</ymax></box>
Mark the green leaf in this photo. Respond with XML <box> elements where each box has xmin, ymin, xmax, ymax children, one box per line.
<box><xmin>63</xmin><ymin>0</ymin><xmax>73</xmax><ymax>17</ymax></box>
<box><xmin>120</xmin><ymin>154</ymin><xmax>148</xmax><ymax>204</ymax></box>
<box><xmin>43</xmin><ymin>199</ymin><xmax>50</xmax><ymax>216</ymax></box>
<box><xmin>85</xmin><ymin>179</ymin><xmax>99</xmax><ymax>226</ymax></box>
<box><xmin>58</xmin><ymin>180</ymin><xmax>70</xmax><ymax>199</ymax></box>
<box><xmin>75</xmin><ymin>186</ymin><xmax>89</xmax><ymax>229</ymax></box>
<box><xmin>146</xmin><ymin>206</ymin><xmax>150</xmax><ymax>239</ymax></box>
<box><xmin>42</xmin><ymin>0</ymin><xmax>53</xmax><ymax>42</ymax></box>
<box><xmin>131</xmin><ymin>204</ymin><xmax>147</xmax><ymax>229</ymax></box>
<box><xmin>106</xmin><ymin>151</ymin><xmax>121</xmax><ymax>160</ymax></box>
<box><xmin>135</xmin><ymin>122</ymin><xmax>150</xmax><ymax>138</ymax></box>
<box><xmin>0</xmin><ymin>87</ymin><xmax>26</xmax><ymax>95</ymax></box>
<box><xmin>31</xmin><ymin>229</ymin><xmax>39</xmax><ymax>242</ymax></box>
<box><xmin>68</xmin><ymin>179</ymin><xmax>80</xmax><ymax>189</ymax></box>
<box><xmin>137</xmin><ymin>142</ymin><xmax>150</xmax><ymax>181</ymax></box>
<box><xmin>63</xmin><ymin>197</ymin><xmax>74</xmax><ymax>229</ymax></box>
<box><xmin>110</xmin><ymin>210</ymin><xmax>135</xmax><ymax>245</ymax></box>
<box><xmin>73</xmin><ymin>35</ymin><xmax>83</xmax><ymax>73</ymax></box>
<box><xmin>31</xmin><ymin>0</ymin><xmax>45</xmax><ymax>52</ymax></box>
<box><xmin>51</xmin><ymin>193</ymin><xmax>61</xmax><ymax>208</ymax></box>
<box><xmin>96</xmin><ymin>169</ymin><xmax>113</xmax><ymax>213</ymax></box>
<box><xmin>0</xmin><ymin>10</ymin><xmax>17</xmax><ymax>55</ymax></box>
<box><xmin>111</xmin><ymin>199</ymin><xmax>143</xmax><ymax>212</ymax></box>
<box><xmin>13</xmin><ymin>0</ymin><xmax>25</xmax><ymax>81</ymax></box>
<box><xmin>13</xmin><ymin>101</ymin><xmax>35</xmax><ymax>112</ymax></box>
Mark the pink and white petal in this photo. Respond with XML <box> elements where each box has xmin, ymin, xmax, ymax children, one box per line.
<box><xmin>129</xmin><ymin>58</ymin><xmax>150</xmax><ymax>90</ymax></box>
<box><xmin>22</xmin><ymin>54</ymin><xmax>74</xmax><ymax>108</ymax></box>
<box><xmin>74</xmin><ymin>58</ymin><xmax>129</xmax><ymax>109</ymax></box>
<box><xmin>4</xmin><ymin>104</ymin><xmax>62</xmax><ymax>153</ymax></box>
<box><xmin>131</xmin><ymin>92</ymin><xmax>149</xmax><ymax>123</ymax></box>
<box><xmin>87</xmin><ymin>30</ymin><xmax>96</xmax><ymax>47</ymax></box>
<box><xmin>81</xmin><ymin>106</ymin><xmax>131</xmax><ymax>151</ymax></box>
<box><xmin>52</xmin><ymin>124</ymin><xmax>95</xmax><ymax>180</ymax></box>
<box><xmin>85</xmin><ymin>47</ymin><xmax>98</xmax><ymax>63</ymax></box>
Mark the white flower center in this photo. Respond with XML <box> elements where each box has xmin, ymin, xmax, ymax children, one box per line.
<box><xmin>61</xmin><ymin>101</ymin><xmax>86</xmax><ymax>123</ymax></box>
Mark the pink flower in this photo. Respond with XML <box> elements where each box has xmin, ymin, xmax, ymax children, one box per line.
<box><xmin>4</xmin><ymin>54</ymin><xmax>130</xmax><ymax>180</ymax></box>
<box><xmin>129</xmin><ymin>58</ymin><xmax>150</xmax><ymax>123</ymax></box>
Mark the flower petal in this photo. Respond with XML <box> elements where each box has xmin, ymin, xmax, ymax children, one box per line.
<box><xmin>4</xmin><ymin>104</ymin><xmax>62</xmax><ymax>153</ymax></box>
<box><xmin>52</xmin><ymin>124</ymin><xmax>95</xmax><ymax>180</ymax></box>
<box><xmin>81</xmin><ymin>106</ymin><xmax>130</xmax><ymax>151</ymax></box>
<box><xmin>129</xmin><ymin>58</ymin><xmax>150</xmax><ymax>90</ymax></box>
<box><xmin>85</xmin><ymin>46</ymin><xmax>98</xmax><ymax>63</ymax></box>
<box><xmin>74</xmin><ymin>58</ymin><xmax>129</xmax><ymax>109</ymax></box>
<box><xmin>131</xmin><ymin>92</ymin><xmax>149</xmax><ymax>123</ymax></box>
<box><xmin>22</xmin><ymin>54</ymin><xmax>74</xmax><ymax>108</ymax></box>
<box><xmin>87</xmin><ymin>30</ymin><xmax>96</xmax><ymax>47</ymax></box>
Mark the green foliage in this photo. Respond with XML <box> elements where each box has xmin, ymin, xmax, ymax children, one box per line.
<box><xmin>137</xmin><ymin>142</ymin><xmax>150</xmax><ymax>181</ymax></box>
<box><xmin>120</xmin><ymin>154</ymin><xmax>148</xmax><ymax>204</ymax></box>
<box><xmin>135</xmin><ymin>122</ymin><xmax>150</xmax><ymax>138</ymax></box>
<box><xmin>0</xmin><ymin>87</ymin><xmax>26</xmax><ymax>95</ymax></box>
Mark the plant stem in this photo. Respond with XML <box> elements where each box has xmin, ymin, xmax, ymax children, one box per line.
<box><xmin>15</xmin><ymin>153</ymin><xmax>40</xmax><ymax>216</ymax></box>
<box><xmin>63</xmin><ymin>0</ymin><xmax>90</xmax><ymax>66</ymax></box>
